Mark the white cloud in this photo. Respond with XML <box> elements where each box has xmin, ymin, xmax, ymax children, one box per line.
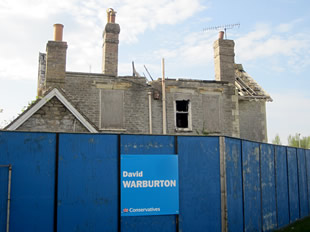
<box><xmin>118</xmin><ymin>61</ymin><xmax>161</xmax><ymax>80</ymax></box>
<box><xmin>116</xmin><ymin>0</ymin><xmax>205</xmax><ymax>43</ymax></box>
<box><xmin>276</xmin><ymin>18</ymin><xmax>303</xmax><ymax>33</ymax></box>
<box><xmin>237</xmin><ymin>35</ymin><xmax>309</xmax><ymax>60</ymax></box>
<box><xmin>154</xmin><ymin>31</ymin><xmax>214</xmax><ymax>66</ymax></box>
<box><xmin>151</xmin><ymin>19</ymin><xmax>309</xmax><ymax>78</ymax></box>
<box><xmin>270</xmin><ymin>65</ymin><xmax>285</xmax><ymax>73</ymax></box>
<box><xmin>0</xmin><ymin>109</ymin><xmax>17</xmax><ymax>129</ymax></box>
<box><xmin>235</xmin><ymin>22</ymin><xmax>310</xmax><ymax>73</ymax></box>
<box><xmin>154</xmin><ymin>49</ymin><xmax>179</xmax><ymax>59</ymax></box>
<box><xmin>0</xmin><ymin>0</ymin><xmax>76</xmax><ymax>19</ymax></box>
<box><xmin>0</xmin><ymin>0</ymin><xmax>205</xmax><ymax>82</ymax></box>
<box><xmin>0</xmin><ymin>57</ymin><xmax>37</xmax><ymax>80</ymax></box>
<box><xmin>0</xmin><ymin>0</ymin><xmax>205</xmax><ymax>43</ymax></box>
<box><xmin>63</xmin><ymin>0</ymin><xmax>206</xmax><ymax>72</ymax></box>
<box><xmin>267</xmin><ymin>92</ymin><xmax>310</xmax><ymax>144</ymax></box>
<box><xmin>148</xmin><ymin>19</ymin><xmax>310</xmax><ymax>77</ymax></box>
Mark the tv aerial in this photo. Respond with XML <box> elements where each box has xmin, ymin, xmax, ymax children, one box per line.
<box><xmin>203</xmin><ymin>23</ymin><xmax>240</xmax><ymax>39</ymax></box>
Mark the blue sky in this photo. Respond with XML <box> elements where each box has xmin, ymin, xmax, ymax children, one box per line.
<box><xmin>0</xmin><ymin>0</ymin><xmax>309</xmax><ymax>144</ymax></box>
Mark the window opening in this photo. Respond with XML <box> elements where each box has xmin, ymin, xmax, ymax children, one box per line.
<box><xmin>176</xmin><ymin>100</ymin><xmax>189</xmax><ymax>128</ymax></box>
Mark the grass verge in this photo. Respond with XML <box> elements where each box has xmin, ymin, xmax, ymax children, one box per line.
<box><xmin>274</xmin><ymin>216</ymin><xmax>310</xmax><ymax>232</ymax></box>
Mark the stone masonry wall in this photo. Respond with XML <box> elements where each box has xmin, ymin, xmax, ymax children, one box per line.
<box><xmin>17</xmin><ymin>97</ymin><xmax>88</xmax><ymax>133</ymax></box>
<box><xmin>213</xmin><ymin>39</ymin><xmax>235</xmax><ymax>84</ymax></box>
<box><xmin>65</xmin><ymin>73</ymin><xmax>152</xmax><ymax>134</ymax></box>
<box><xmin>23</xmin><ymin>71</ymin><xmax>269</xmax><ymax>142</ymax></box>
<box><xmin>161</xmin><ymin>79</ymin><xmax>239</xmax><ymax>137</ymax></box>
<box><xmin>45</xmin><ymin>41</ymin><xmax>67</xmax><ymax>91</ymax></box>
<box><xmin>63</xmin><ymin>72</ymin><xmax>241</xmax><ymax>137</ymax></box>
<box><xmin>239</xmin><ymin>100</ymin><xmax>267</xmax><ymax>142</ymax></box>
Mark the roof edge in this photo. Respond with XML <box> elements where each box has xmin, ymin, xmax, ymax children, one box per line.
<box><xmin>6</xmin><ymin>88</ymin><xmax>98</xmax><ymax>133</ymax></box>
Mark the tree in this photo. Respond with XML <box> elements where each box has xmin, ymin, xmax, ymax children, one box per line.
<box><xmin>288</xmin><ymin>133</ymin><xmax>310</xmax><ymax>149</ymax></box>
<box><xmin>272</xmin><ymin>134</ymin><xmax>282</xmax><ymax>145</ymax></box>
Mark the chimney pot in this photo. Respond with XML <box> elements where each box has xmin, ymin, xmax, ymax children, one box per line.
<box><xmin>53</xmin><ymin>24</ymin><xmax>64</xmax><ymax>41</ymax></box>
<box><xmin>110</xmin><ymin>14</ymin><xmax>116</xmax><ymax>23</ymax></box>
<box><xmin>107</xmin><ymin>8</ymin><xmax>116</xmax><ymax>23</ymax></box>
<box><xmin>219</xmin><ymin>31</ymin><xmax>224</xmax><ymax>40</ymax></box>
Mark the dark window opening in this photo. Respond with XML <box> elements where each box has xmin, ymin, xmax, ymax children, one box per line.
<box><xmin>176</xmin><ymin>113</ymin><xmax>188</xmax><ymax>128</ymax></box>
<box><xmin>176</xmin><ymin>100</ymin><xmax>189</xmax><ymax>129</ymax></box>
<box><xmin>176</xmin><ymin>100</ymin><xmax>189</xmax><ymax>112</ymax></box>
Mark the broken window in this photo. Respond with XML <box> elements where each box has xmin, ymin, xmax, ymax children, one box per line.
<box><xmin>175</xmin><ymin>100</ymin><xmax>191</xmax><ymax>129</ymax></box>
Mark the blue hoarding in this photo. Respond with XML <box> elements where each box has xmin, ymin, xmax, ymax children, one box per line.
<box><xmin>121</xmin><ymin>154</ymin><xmax>179</xmax><ymax>217</ymax></box>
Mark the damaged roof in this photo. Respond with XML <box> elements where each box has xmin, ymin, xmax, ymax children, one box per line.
<box><xmin>234</xmin><ymin>64</ymin><xmax>273</xmax><ymax>102</ymax></box>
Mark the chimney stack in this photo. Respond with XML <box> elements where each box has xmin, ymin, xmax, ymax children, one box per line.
<box><xmin>102</xmin><ymin>8</ymin><xmax>120</xmax><ymax>76</ymax></box>
<box><xmin>213</xmin><ymin>31</ymin><xmax>235</xmax><ymax>84</ymax></box>
<box><xmin>44</xmin><ymin>24</ymin><xmax>68</xmax><ymax>92</ymax></box>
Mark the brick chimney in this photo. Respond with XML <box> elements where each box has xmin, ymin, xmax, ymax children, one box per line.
<box><xmin>213</xmin><ymin>31</ymin><xmax>235</xmax><ymax>84</ymax></box>
<box><xmin>102</xmin><ymin>8</ymin><xmax>120</xmax><ymax>76</ymax></box>
<box><xmin>44</xmin><ymin>24</ymin><xmax>68</xmax><ymax>92</ymax></box>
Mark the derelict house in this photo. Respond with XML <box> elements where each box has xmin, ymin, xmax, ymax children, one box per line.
<box><xmin>6</xmin><ymin>9</ymin><xmax>272</xmax><ymax>143</ymax></box>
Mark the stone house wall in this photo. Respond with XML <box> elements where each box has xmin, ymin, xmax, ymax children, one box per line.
<box><xmin>239</xmin><ymin>100</ymin><xmax>267</xmax><ymax>142</ymax></box>
<box><xmin>62</xmin><ymin>72</ymin><xmax>241</xmax><ymax>137</ymax></box>
<box><xmin>17</xmin><ymin>97</ymin><xmax>88</xmax><ymax>133</ymax></box>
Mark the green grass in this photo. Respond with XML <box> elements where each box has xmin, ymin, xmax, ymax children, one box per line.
<box><xmin>274</xmin><ymin>216</ymin><xmax>310</xmax><ymax>232</ymax></box>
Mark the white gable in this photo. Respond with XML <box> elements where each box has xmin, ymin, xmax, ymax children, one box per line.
<box><xmin>6</xmin><ymin>88</ymin><xmax>97</xmax><ymax>132</ymax></box>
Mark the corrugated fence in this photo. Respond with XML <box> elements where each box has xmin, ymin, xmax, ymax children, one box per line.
<box><xmin>0</xmin><ymin>131</ymin><xmax>309</xmax><ymax>232</ymax></box>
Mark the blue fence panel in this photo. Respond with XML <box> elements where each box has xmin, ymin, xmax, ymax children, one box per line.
<box><xmin>178</xmin><ymin>136</ymin><xmax>221</xmax><ymax>232</ymax></box>
<box><xmin>120</xmin><ymin>135</ymin><xmax>176</xmax><ymax>232</ymax></box>
<box><xmin>242</xmin><ymin>141</ymin><xmax>262</xmax><ymax>232</ymax></box>
<box><xmin>121</xmin><ymin>135</ymin><xmax>175</xmax><ymax>154</ymax></box>
<box><xmin>297</xmin><ymin>149</ymin><xmax>308</xmax><ymax>218</ymax></box>
<box><xmin>0</xmin><ymin>131</ymin><xmax>56</xmax><ymax>232</ymax></box>
<box><xmin>2</xmin><ymin>131</ymin><xmax>310</xmax><ymax>232</ymax></box>
<box><xmin>275</xmin><ymin>146</ymin><xmax>290</xmax><ymax>228</ymax></box>
<box><xmin>306</xmin><ymin>150</ymin><xmax>310</xmax><ymax>213</ymax></box>
<box><xmin>0</xmin><ymin>165</ymin><xmax>9</xmax><ymax>231</ymax></box>
<box><xmin>287</xmin><ymin>147</ymin><xmax>300</xmax><ymax>222</ymax></box>
<box><xmin>225</xmin><ymin>138</ymin><xmax>243</xmax><ymax>232</ymax></box>
<box><xmin>57</xmin><ymin>134</ymin><xmax>118</xmax><ymax>232</ymax></box>
<box><xmin>261</xmin><ymin>144</ymin><xmax>277</xmax><ymax>231</ymax></box>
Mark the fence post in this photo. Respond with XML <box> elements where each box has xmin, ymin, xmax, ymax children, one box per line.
<box><xmin>220</xmin><ymin>136</ymin><xmax>227</xmax><ymax>232</ymax></box>
<box><xmin>0</xmin><ymin>164</ymin><xmax>12</xmax><ymax>232</ymax></box>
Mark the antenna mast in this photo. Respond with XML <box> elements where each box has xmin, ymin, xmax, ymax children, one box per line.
<box><xmin>203</xmin><ymin>23</ymin><xmax>240</xmax><ymax>39</ymax></box>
